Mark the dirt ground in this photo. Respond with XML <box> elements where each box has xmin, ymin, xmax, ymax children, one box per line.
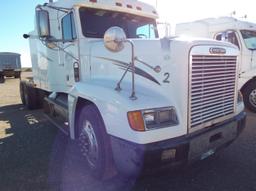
<box><xmin>0</xmin><ymin>73</ymin><xmax>256</xmax><ymax>191</ymax></box>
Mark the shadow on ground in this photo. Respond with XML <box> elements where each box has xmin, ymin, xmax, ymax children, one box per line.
<box><xmin>0</xmin><ymin>105</ymin><xmax>255</xmax><ymax>191</ymax></box>
<box><xmin>0</xmin><ymin>104</ymin><xmax>59</xmax><ymax>190</ymax></box>
<box><xmin>0</xmin><ymin>105</ymin><xmax>135</xmax><ymax>191</ymax></box>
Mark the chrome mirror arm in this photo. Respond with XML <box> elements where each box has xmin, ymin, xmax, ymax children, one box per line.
<box><xmin>114</xmin><ymin>40</ymin><xmax>137</xmax><ymax>100</ymax></box>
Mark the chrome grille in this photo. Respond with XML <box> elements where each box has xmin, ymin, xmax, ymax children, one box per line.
<box><xmin>190</xmin><ymin>55</ymin><xmax>237</xmax><ymax>128</ymax></box>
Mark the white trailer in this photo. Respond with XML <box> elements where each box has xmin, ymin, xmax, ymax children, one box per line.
<box><xmin>176</xmin><ymin>17</ymin><xmax>256</xmax><ymax>112</ymax></box>
<box><xmin>21</xmin><ymin>1</ymin><xmax>246</xmax><ymax>178</ymax></box>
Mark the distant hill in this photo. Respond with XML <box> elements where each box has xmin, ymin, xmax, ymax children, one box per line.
<box><xmin>21</xmin><ymin>67</ymin><xmax>32</xmax><ymax>72</ymax></box>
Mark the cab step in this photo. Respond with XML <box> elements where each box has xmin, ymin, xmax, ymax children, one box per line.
<box><xmin>44</xmin><ymin>93</ymin><xmax>69</xmax><ymax>135</ymax></box>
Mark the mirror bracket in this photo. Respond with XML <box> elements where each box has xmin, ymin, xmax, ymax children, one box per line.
<box><xmin>103</xmin><ymin>26</ymin><xmax>137</xmax><ymax>100</ymax></box>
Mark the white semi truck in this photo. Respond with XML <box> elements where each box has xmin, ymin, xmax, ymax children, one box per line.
<box><xmin>176</xmin><ymin>17</ymin><xmax>256</xmax><ymax>112</ymax></box>
<box><xmin>21</xmin><ymin>0</ymin><xmax>246</xmax><ymax>178</ymax></box>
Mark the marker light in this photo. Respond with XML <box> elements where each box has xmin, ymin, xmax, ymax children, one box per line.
<box><xmin>116</xmin><ymin>2</ymin><xmax>122</xmax><ymax>7</ymax></box>
<box><xmin>127</xmin><ymin>4</ymin><xmax>133</xmax><ymax>9</ymax></box>
<box><xmin>136</xmin><ymin>6</ymin><xmax>142</xmax><ymax>11</ymax></box>
<box><xmin>128</xmin><ymin>111</ymin><xmax>145</xmax><ymax>131</ymax></box>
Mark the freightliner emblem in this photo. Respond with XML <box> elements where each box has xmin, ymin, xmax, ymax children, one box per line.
<box><xmin>209</xmin><ymin>47</ymin><xmax>226</xmax><ymax>54</ymax></box>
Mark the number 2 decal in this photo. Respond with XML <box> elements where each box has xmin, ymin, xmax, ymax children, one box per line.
<box><xmin>163</xmin><ymin>72</ymin><xmax>170</xmax><ymax>83</ymax></box>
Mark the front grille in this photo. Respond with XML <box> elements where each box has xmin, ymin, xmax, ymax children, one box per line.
<box><xmin>190</xmin><ymin>55</ymin><xmax>237</xmax><ymax>128</ymax></box>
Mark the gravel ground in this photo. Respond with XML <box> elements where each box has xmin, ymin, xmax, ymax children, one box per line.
<box><xmin>0</xmin><ymin>74</ymin><xmax>255</xmax><ymax>191</ymax></box>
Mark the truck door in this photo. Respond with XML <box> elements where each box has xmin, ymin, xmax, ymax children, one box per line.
<box><xmin>215</xmin><ymin>31</ymin><xmax>240</xmax><ymax>49</ymax></box>
<box><xmin>61</xmin><ymin>12</ymin><xmax>79</xmax><ymax>87</ymax></box>
<box><xmin>215</xmin><ymin>31</ymin><xmax>242</xmax><ymax>72</ymax></box>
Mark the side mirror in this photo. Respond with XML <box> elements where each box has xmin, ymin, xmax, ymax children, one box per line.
<box><xmin>104</xmin><ymin>26</ymin><xmax>126</xmax><ymax>52</ymax></box>
<box><xmin>23</xmin><ymin>34</ymin><xmax>30</xmax><ymax>39</ymax></box>
<box><xmin>36</xmin><ymin>9</ymin><xmax>50</xmax><ymax>38</ymax></box>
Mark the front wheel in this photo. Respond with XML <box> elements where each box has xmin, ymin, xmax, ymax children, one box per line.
<box><xmin>77</xmin><ymin>104</ymin><xmax>114</xmax><ymax>179</ymax></box>
<box><xmin>14</xmin><ymin>72</ymin><xmax>21</xmax><ymax>78</ymax></box>
<box><xmin>243</xmin><ymin>80</ymin><xmax>256</xmax><ymax>113</ymax></box>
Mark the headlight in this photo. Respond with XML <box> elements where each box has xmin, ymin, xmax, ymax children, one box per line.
<box><xmin>237</xmin><ymin>91</ymin><xmax>243</xmax><ymax>103</ymax></box>
<box><xmin>128</xmin><ymin>107</ymin><xmax>179</xmax><ymax>131</ymax></box>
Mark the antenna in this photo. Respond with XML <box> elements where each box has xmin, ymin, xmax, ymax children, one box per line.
<box><xmin>241</xmin><ymin>14</ymin><xmax>247</xmax><ymax>19</ymax></box>
<box><xmin>230</xmin><ymin>11</ymin><xmax>236</xmax><ymax>17</ymax></box>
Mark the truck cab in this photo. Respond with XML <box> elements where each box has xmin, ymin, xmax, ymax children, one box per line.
<box><xmin>21</xmin><ymin>1</ymin><xmax>246</xmax><ymax>178</ymax></box>
<box><xmin>176</xmin><ymin>17</ymin><xmax>256</xmax><ymax>112</ymax></box>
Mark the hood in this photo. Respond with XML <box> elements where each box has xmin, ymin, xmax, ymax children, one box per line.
<box><xmin>86</xmin><ymin>37</ymin><xmax>238</xmax><ymax>98</ymax></box>
<box><xmin>89</xmin><ymin>39</ymin><xmax>168</xmax><ymax>89</ymax></box>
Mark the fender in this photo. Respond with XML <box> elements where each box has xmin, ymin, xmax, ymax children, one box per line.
<box><xmin>239</xmin><ymin>68</ymin><xmax>256</xmax><ymax>91</ymax></box>
<box><xmin>239</xmin><ymin>68</ymin><xmax>256</xmax><ymax>80</ymax></box>
<box><xmin>67</xmin><ymin>80</ymin><xmax>178</xmax><ymax>143</ymax></box>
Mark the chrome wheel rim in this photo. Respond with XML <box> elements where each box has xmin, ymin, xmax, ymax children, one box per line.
<box><xmin>79</xmin><ymin>120</ymin><xmax>99</xmax><ymax>168</ymax></box>
<box><xmin>249</xmin><ymin>89</ymin><xmax>256</xmax><ymax>108</ymax></box>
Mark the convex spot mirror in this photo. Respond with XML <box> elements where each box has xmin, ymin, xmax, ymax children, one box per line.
<box><xmin>104</xmin><ymin>26</ymin><xmax>126</xmax><ymax>52</ymax></box>
<box><xmin>36</xmin><ymin>9</ymin><xmax>50</xmax><ymax>38</ymax></box>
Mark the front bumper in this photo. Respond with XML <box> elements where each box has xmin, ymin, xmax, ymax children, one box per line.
<box><xmin>110</xmin><ymin>111</ymin><xmax>246</xmax><ymax>177</ymax></box>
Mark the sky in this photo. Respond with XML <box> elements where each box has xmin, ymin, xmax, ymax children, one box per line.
<box><xmin>145</xmin><ymin>0</ymin><xmax>256</xmax><ymax>24</ymax></box>
<box><xmin>0</xmin><ymin>0</ymin><xmax>45</xmax><ymax>67</ymax></box>
<box><xmin>1</xmin><ymin>0</ymin><xmax>256</xmax><ymax>67</ymax></box>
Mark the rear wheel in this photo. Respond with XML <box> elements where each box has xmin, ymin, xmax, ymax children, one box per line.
<box><xmin>20</xmin><ymin>80</ymin><xmax>47</xmax><ymax>109</ymax></box>
<box><xmin>0</xmin><ymin>74</ymin><xmax>4</xmax><ymax>83</ymax></box>
<box><xmin>37</xmin><ymin>88</ymin><xmax>47</xmax><ymax>108</ymax></box>
<box><xmin>243</xmin><ymin>80</ymin><xmax>256</xmax><ymax>113</ymax></box>
<box><xmin>14</xmin><ymin>72</ymin><xmax>21</xmax><ymax>78</ymax></box>
<box><xmin>77</xmin><ymin>104</ymin><xmax>114</xmax><ymax>179</ymax></box>
<box><xmin>19</xmin><ymin>81</ymin><xmax>26</xmax><ymax>105</ymax></box>
<box><xmin>23</xmin><ymin>82</ymin><xmax>38</xmax><ymax>109</ymax></box>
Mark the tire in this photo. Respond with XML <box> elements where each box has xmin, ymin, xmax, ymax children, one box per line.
<box><xmin>77</xmin><ymin>104</ymin><xmax>114</xmax><ymax>179</ymax></box>
<box><xmin>242</xmin><ymin>80</ymin><xmax>256</xmax><ymax>113</ymax></box>
<box><xmin>19</xmin><ymin>81</ymin><xmax>26</xmax><ymax>105</ymax></box>
<box><xmin>14</xmin><ymin>72</ymin><xmax>21</xmax><ymax>78</ymax></box>
<box><xmin>0</xmin><ymin>74</ymin><xmax>4</xmax><ymax>83</ymax></box>
<box><xmin>23</xmin><ymin>82</ymin><xmax>38</xmax><ymax>110</ymax></box>
<box><xmin>37</xmin><ymin>88</ymin><xmax>47</xmax><ymax>108</ymax></box>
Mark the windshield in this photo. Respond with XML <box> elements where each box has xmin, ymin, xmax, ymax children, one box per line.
<box><xmin>79</xmin><ymin>7</ymin><xmax>158</xmax><ymax>39</ymax></box>
<box><xmin>240</xmin><ymin>30</ymin><xmax>256</xmax><ymax>50</ymax></box>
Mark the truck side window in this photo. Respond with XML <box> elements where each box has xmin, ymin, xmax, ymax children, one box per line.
<box><xmin>136</xmin><ymin>24</ymin><xmax>156</xmax><ymax>39</ymax></box>
<box><xmin>215</xmin><ymin>31</ymin><xmax>240</xmax><ymax>49</ymax></box>
<box><xmin>62</xmin><ymin>12</ymin><xmax>77</xmax><ymax>42</ymax></box>
<box><xmin>226</xmin><ymin>31</ymin><xmax>240</xmax><ymax>49</ymax></box>
<box><xmin>215</xmin><ymin>33</ymin><xmax>223</xmax><ymax>41</ymax></box>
